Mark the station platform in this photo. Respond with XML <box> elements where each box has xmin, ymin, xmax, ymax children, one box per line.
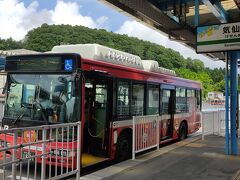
<box><xmin>82</xmin><ymin>135</ymin><xmax>240</xmax><ymax>180</ymax></box>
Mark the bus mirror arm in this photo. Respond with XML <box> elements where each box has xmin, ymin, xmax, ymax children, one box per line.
<box><xmin>2</xmin><ymin>82</ymin><xmax>7</xmax><ymax>95</ymax></box>
<box><xmin>71</xmin><ymin>72</ymin><xmax>81</xmax><ymax>97</ymax></box>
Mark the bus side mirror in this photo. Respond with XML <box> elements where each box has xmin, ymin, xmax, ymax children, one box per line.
<box><xmin>71</xmin><ymin>73</ymin><xmax>80</xmax><ymax>97</ymax></box>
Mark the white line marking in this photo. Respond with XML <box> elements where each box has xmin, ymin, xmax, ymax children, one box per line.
<box><xmin>8</xmin><ymin>175</ymin><xmax>36</xmax><ymax>180</ymax></box>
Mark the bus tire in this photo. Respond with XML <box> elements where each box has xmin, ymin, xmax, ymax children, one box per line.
<box><xmin>115</xmin><ymin>132</ymin><xmax>132</xmax><ymax>162</ymax></box>
<box><xmin>179</xmin><ymin>122</ymin><xmax>187</xmax><ymax>140</ymax></box>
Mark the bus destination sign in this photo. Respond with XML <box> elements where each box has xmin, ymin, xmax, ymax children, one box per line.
<box><xmin>5</xmin><ymin>54</ymin><xmax>77</xmax><ymax>72</ymax></box>
<box><xmin>197</xmin><ymin>22</ymin><xmax>240</xmax><ymax>53</ymax></box>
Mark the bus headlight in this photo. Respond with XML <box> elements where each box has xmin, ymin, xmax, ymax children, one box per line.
<box><xmin>51</xmin><ymin>149</ymin><xmax>75</xmax><ymax>157</ymax></box>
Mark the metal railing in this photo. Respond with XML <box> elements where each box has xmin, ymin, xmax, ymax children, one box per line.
<box><xmin>132</xmin><ymin>115</ymin><xmax>160</xmax><ymax>160</ymax></box>
<box><xmin>0</xmin><ymin>122</ymin><xmax>81</xmax><ymax>180</ymax></box>
<box><xmin>202</xmin><ymin>109</ymin><xmax>240</xmax><ymax>139</ymax></box>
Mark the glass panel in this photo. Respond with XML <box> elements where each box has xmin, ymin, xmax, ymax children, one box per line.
<box><xmin>176</xmin><ymin>88</ymin><xmax>186</xmax><ymax>113</ymax></box>
<box><xmin>96</xmin><ymin>85</ymin><xmax>107</xmax><ymax>105</ymax></box>
<box><xmin>196</xmin><ymin>90</ymin><xmax>201</xmax><ymax>111</ymax></box>
<box><xmin>187</xmin><ymin>89</ymin><xmax>195</xmax><ymax>112</ymax></box>
<box><xmin>187</xmin><ymin>89</ymin><xmax>195</xmax><ymax>97</ymax></box>
<box><xmin>132</xmin><ymin>84</ymin><xmax>144</xmax><ymax>116</ymax></box>
<box><xmin>162</xmin><ymin>90</ymin><xmax>171</xmax><ymax>115</ymax></box>
<box><xmin>147</xmin><ymin>85</ymin><xmax>159</xmax><ymax>115</ymax></box>
<box><xmin>5</xmin><ymin>74</ymin><xmax>80</xmax><ymax>123</ymax></box>
<box><xmin>22</xmin><ymin>84</ymin><xmax>36</xmax><ymax>106</ymax></box>
<box><xmin>94</xmin><ymin>84</ymin><xmax>107</xmax><ymax>137</ymax></box>
<box><xmin>6</xmin><ymin>84</ymin><xmax>23</xmax><ymax>115</ymax></box>
<box><xmin>117</xmin><ymin>81</ymin><xmax>130</xmax><ymax>117</ymax></box>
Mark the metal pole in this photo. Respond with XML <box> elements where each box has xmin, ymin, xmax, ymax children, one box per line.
<box><xmin>157</xmin><ymin>116</ymin><xmax>159</xmax><ymax>151</ymax></box>
<box><xmin>225</xmin><ymin>53</ymin><xmax>230</xmax><ymax>155</ymax></box>
<box><xmin>132</xmin><ymin>116</ymin><xmax>135</xmax><ymax>160</ymax></box>
<box><xmin>218</xmin><ymin>108</ymin><xmax>220</xmax><ymax>135</ymax></box>
<box><xmin>202</xmin><ymin>112</ymin><xmax>205</xmax><ymax>140</ymax></box>
<box><xmin>41</xmin><ymin>128</ymin><xmax>47</xmax><ymax>180</ymax></box>
<box><xmin>76</xmin><ymin>123</ymin><xmax>81</xmax><ymax>180</ymax></box>
<box><xmin>230</xmin><ymin>51</ymin><xmax>239</xmax><ymax>155</ymax></box>
<box><xmin>12</xmin><ymin>132</ymin><xmax>18</xmax><ymax>180</ymax></box>
<box><xmin>195</xmin><ymin>0</ymin><xmax>199</xmax><ymax>27</ymax></box>
<box><xmin>212</xmin><ymin>112</ymin><xmax>215</xmax><ymax>134</ymax></box>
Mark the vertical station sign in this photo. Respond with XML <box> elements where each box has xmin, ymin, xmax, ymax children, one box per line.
<box><xmin>196</xmin><ymin>22</ymin><xmax>240</xmax><ymax>53</ymax></box>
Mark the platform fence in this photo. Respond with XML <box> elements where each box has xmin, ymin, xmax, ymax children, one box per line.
<box><xmin>202</xmin><ymin>109</ymin><xmax>240</xmax><ymax>139</ymax></box>
<box><xmin>0</xmin><ymin>122</ymin><xmax>81</xmax><ymax>180</ymax></box>
<box><xmin>132</xmin><ymin>115</ymin><xmax>160</xmax><ymax>160</ymax></box>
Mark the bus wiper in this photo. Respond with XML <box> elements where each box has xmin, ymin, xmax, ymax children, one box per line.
<box><xmin>34</xmin><ymin>100</ymin><xmax>49</xmax><ymax>125</ymax></box>
<box><xmin>12</xmin><ymin>103</ymin><xmax>30</xmax><ymax>125</ymax></box>
<box><xmin>13</xmin><ymin>113</ymin><xmax>24</xmax><ymax>125</ymax></box>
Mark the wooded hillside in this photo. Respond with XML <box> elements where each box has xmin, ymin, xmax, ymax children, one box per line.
<box><xmin>0</xmin><ymin>24</ymin><xmax>227</xmax><ymax>98</ymax></box>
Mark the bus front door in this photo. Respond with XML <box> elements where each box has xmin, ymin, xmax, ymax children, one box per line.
<box><xmin>83</xmin><ymin>78</ymin><xmax>111</xmax><ymax>166</ymax></box>
<box><xmin>160</xmin><ymin>88</ymin><xmax>175</xmax><ymax>140</ymax></box>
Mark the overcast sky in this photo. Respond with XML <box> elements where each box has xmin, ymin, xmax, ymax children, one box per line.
<box><xmin>0</xmin><ymin>0</ymin><xmax>225</xmax><ymax>68</ymax></box>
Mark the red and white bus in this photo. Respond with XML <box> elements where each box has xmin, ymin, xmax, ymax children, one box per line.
<box><xmin>1</xmin><ymin>44</ymin><xmax>201</xmax><ymax>167</ymax></box>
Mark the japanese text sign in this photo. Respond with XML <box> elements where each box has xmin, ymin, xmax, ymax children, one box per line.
<box><xmin>197</xmin><ymin>22</ymin><xmax>240</xmax><ymax>53</ymax></box>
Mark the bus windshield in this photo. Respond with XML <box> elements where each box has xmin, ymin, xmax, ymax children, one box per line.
<box><xmin>4</xmin><ymin>74</ymin><xmax>80</xmax><ymax>125</ymax></box>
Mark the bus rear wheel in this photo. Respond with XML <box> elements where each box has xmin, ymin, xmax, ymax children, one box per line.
<box><xmin>115</xmin><ymin>132</ymin><xmax>132</xmax><ymax>162</ymax></box>
<box><xmin>179</xmin><ymin>122</ymin><xmax>187</xmax><ymax>140</ymax></box>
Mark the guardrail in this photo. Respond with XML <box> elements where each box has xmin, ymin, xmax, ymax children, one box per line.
<box><xmin>0</xmin><ymin>122</ymin><xmax>81</xmax><ymax>180</ymax></box>
<box><xmin>202</xmin><ymin>109</ymin><xmax>240</xmax><ymax>139</ymax></box>
<box><xmin>132</xmin><ymin>115</ymin><xmax>160</xmax><ymax>160</ymax></box>
<box><xmin>132</xmin><ymin>111</ymin><xmax>239</xmax><ymax>160</ymax></box>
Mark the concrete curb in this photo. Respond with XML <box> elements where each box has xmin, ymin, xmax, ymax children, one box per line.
<box><xmin>232</xmin><ymin>169</ymin><xmax>240</xmax><ymax>180</ymax></box>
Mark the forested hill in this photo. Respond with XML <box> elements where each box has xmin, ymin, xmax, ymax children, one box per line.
<box><xmin>0</xmin><ymin>24</ymin><xmax>226</xmax><ymax>98</ymax></box>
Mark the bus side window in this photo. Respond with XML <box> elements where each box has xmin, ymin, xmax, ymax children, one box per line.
<box><xmin>187</xmin><ymin>89</ymin><xmax>195</xmax><ymax>112</ymax></box>
<box><xmin>147</xmin><ymin>85</ymin><xmax>159</xmax><ymax>115</ymax></box>
<box><xmin>117</xmin><ymin>81</ymin><xmax>130</xmax><ymax>119</ymax></box>
<box><xmin>132</xmin><ymin>84</ymin><xmax>144</xmax><ymax>116</ymax></box>
<box><xmin>196</xmin><ymin>90</ymin><xmax>201</xmax><ymax>111</ymax></box>
<box><xmin>176</xmin><ymin>87</ymin><xmax>186</xmax><ymax>113</ymax></box>
<box><xmin>161</xmin><ymin>89</ymin><xmax>171</xmax><ymax>115</ymax></box>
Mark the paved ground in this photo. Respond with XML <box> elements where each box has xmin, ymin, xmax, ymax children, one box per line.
<box><xmin>83</xmin><ymin>135</ymin><xmax>240</xmax><ymax>180</ymax></box>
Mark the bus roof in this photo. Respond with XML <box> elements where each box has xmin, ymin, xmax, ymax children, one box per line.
<box><xmin>52</xmin><ymin>44</ymin><xmax>144</xmax><ymax>70</ymax></box>
<box><xmin>51</xmin><ymin>44</ymin><xmax>176</xmax><ymax>77</ymax></box>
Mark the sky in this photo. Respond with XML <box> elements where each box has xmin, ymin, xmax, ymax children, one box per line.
<box><xmin>0</xmin><ymin>0</ymin><xmax>225</xmax><ymax>69</ymax></box>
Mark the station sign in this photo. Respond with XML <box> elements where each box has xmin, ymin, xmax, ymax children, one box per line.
<box><xmin>196</xmin><ymin>22</ymin><xmax>240</xmax><ymax>53</ymax></box>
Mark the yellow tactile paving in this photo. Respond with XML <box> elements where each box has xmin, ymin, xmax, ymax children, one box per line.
<box><xmin>185</xmin><ymin>143</ymin><xmax>206</xmax><ymax>148</ymax></box>
<box><xmin>202</xmin><ymin>152</ymin><xmax>240</xmax><ymax>161</ymax></box>
<box><xmin>82</xmin><ymin>153</ymin><xmax>106</xmax><ymax>167</ymax></box>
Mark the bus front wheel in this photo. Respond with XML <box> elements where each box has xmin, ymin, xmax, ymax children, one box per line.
<box><xmin>179</xmin><ymin>122</ymin><xmax>187</xmax><ymax>140</ymax></box>
<box><xmin>115</xmin><ymin>132</ymin><xmax>132</xmax><ymax>162</ymax></box>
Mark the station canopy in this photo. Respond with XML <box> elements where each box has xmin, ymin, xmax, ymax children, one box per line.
<box><xmin>100</xmin><ymin>0</ymin><xmax>240</xmax><ymax>60</ymax></box>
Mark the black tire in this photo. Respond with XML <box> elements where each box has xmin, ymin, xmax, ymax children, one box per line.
<box><xmin>179</xmin><ymin>122</ymin><xmax>187</xmax><ymax>140</ymax></box>
<box><xmin>115</xmin><ymin>132</ymin><xmax>132</xmax><ymax>162</ymax></box>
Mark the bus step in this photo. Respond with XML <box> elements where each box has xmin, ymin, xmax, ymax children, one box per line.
<box><xmin>82</xmin><ymin>153</ymin><xmax>108</xmax><ymax>167</ymax></box>
<box><xmin>160</xmin><ymin>138</ymin><xmax>173</xmax><ymax>144</ymax></box>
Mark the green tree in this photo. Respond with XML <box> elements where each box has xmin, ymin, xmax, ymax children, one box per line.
<box><xmin>0</xmin><ymin>24</ymin><xmax>225</xmax><ymax>97</ymax></box>
<box><xmin>0</xmin><ymin>38</ymin><xmax>23</xmax><ymax>50</ymax></box>
<box><xmin>175</xmin><ymin>68</ymin><xmax>214</xmax><ymax>98</ymax></box>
